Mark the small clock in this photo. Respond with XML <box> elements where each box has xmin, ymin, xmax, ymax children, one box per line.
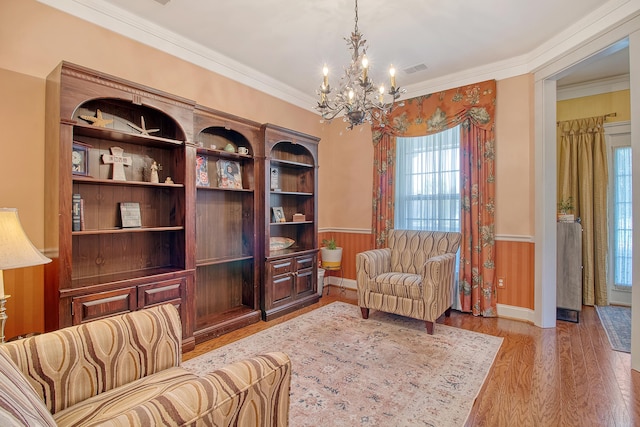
<box><xmin>72</xmin><ymin>142</ymin><xmax>90</xmax><ymax>176</ymax></box>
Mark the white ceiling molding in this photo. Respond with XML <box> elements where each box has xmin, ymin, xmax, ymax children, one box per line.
<box><xmin>37</xmin><ymin>0</ymin><xmax>640</xmax><ymax>111</ymax></box>
<box><xmin>527</xmin><ymin>0</ymin><xmax>637</xmax><ymax>72</ymax></box>
<box><xmin>36</xmin><ymin>0</ymin><xmax>318</xmax><ymax>109</ymax></box>
<box><xmin>557</xmin><ymin>74</ymin><xmax>630</xmax><ymax>100</ymax></box>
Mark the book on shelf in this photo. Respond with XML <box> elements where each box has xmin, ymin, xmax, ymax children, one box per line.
<box><xmin>120</xmin><ymin>202</ymin><xmax>142</xmax><ymax>228</ymax></box>
<box><xmin>72</xmin><ymin>193</ymin><xmax>81</xmax><ymax>231</ymax></box>
<box><xmin>196</xmin><ymin>154</ymin><xmax>209</xmax><ymax>187</ymax></box>
<box><xmin>80</xmin><ymin>198</ymin><xmax>85</xmax><ymax>231</ymax></box>
<box><xmin>216</xmin><ymin>159</ymin><xmax>243</xmax><ymax>189</ymax></box>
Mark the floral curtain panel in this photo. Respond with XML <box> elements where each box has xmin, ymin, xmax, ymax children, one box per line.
<box><xmin>371</xmin><ymin>80</ymin><xmax>497</xmax><ymax>316</ymax></box>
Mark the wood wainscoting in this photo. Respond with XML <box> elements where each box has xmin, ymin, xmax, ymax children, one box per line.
<box><xmin>2</xmin><ymin>265</ymin><xmax>45</xmax><ymax>339</ymax></box>
<box><xmin>495</xmin><ymin>238</ymin><xmax>534</xmax><ymax>309</ymax></box>
<box><xmin>319</xmin><ymin>231</ymin><xmax>373</xmax><ymax>280</ymax></box>
<box><xmin>320</xmin><ymin>231</ymin><xmax>535</xmax><ymax>311</ymax></box>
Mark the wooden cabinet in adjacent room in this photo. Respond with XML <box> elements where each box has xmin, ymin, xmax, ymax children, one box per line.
<box><xmin>557</xmin><ymin>221</ymin><xmax>583</xmax><ymax>322</ymax></box>
<box><xmin>44</xmin><ymin>62</ymin><xmax>196</xmax><ymax>351</ymax></box>
<box><xmin>192</xmin><ymin>106</ymin><xmax>262</xmax><ymax>343</ymax></box>
<box><xmin>261</xmin><ymin>124</ymin><xmax>320</xmax><ymax>321</ymax></box>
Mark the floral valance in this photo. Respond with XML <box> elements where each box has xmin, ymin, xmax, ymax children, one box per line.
<box><xmin>372</xmin><ymin>79</ymin><xmax>496</xmax><ymax>142</ymax></box>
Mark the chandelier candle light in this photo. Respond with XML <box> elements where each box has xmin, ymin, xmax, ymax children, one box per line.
<box><xmin>317</xmin><ymin>0</ymin><xmax>405</xmax><ymax>129</ymax></box>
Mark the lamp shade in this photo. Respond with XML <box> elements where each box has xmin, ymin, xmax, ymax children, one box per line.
<box><xmin>0</xmin><ymin>208</ymin><xmax>51</xmax><ymax>270</ymax></box>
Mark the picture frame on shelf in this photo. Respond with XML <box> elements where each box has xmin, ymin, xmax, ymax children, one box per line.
<box><xmin>72</xmin><ymin>142</ymin><xmax>91</xmax><ymax>176</ymax></box>
<box><xmin>217</xmin><ymin>159</ymin><xmax>243</xmax><ymax>189</ymax></box>
<box><xmin>270</xmin><ymin>167</ymin><xmax>280</xmax><ymax>191</ymax></box>
<box><xmin>120</xmin><ymin>202</ymin><xmax>142</xmax><ymax>228</ymax></box>
<box><xmin>272</xmin><ymin>206</ymin><xmax>285</xmax><ymax>223</ymax></box>
<box><xmin>196</xmin><ymin>154</ymin><xmax>209</xmax><ymax>187</ymax></box>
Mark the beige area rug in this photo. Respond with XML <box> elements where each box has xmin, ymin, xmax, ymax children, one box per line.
<box><xmin>183</xmin><ymin>302</ymin><xmax>503</xmax><ymax>426</ymax></box>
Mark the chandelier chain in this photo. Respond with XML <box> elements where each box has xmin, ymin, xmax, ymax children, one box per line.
<box><xmin>354</xmin><ymin>0</ymin><xmax>358</xmax><ymax>34</ymax></box>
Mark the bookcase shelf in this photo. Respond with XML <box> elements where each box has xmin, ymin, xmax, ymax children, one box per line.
<box><xmin>192</xmin><ymin>105</ymin><xmax>262</xmax><ymax>343</ymax></box>
<box><xmin>262</xmin><ymin>124</ymin><xmax>319</xmax><ymax>321</ymax></box>
<box><xmin>72</xmin><ymin>226</ymin><xmax>184</xmax><ymax>235</ymax></box>
<box><xmin>73</xmin><ymin>176</ymin><xmax>184</xmax><ymax>188</ymax></box>
<box><xmin>44</xmin><ymin>61</ymin><xmax>196</xmax><ymax>352</ymax></box>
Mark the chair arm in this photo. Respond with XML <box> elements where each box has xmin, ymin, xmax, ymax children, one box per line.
<box><xmin>201</xmin><ymin>352</ymin><xmax>291</xmax><ymax>426</ymax></box>
<box><xmin>420</xmin><ymin>253</ymin><xmax>457</xmax><ymax>320</ymax></box>
<box><xmin>356</xmin><ymin>248</ymin><xmax>391</xmax><ymax>281</ymax></box>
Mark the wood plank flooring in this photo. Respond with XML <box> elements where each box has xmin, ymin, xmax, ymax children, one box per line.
<box><xmin>183</xmin><ymin>288</ymin><xmax>640</xmax><ymax>426</ymax></box>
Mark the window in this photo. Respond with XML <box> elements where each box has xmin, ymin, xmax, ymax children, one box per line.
<box><xmin>394</xmin><ymin>125</ymin><xmax>461</xmax><ymax>231</ymax></box>
<box><xmin>395</xmin><ymin>125</ymin><xmax>462</xmax><ymax>308</ymax></box>
<box><xmin>612</xmin><ymin>145</ymin><xmax>632</xmax><ymax>288</ymax></box>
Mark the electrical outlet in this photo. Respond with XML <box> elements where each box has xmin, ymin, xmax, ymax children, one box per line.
<box><xmin>497</xmin><ymin>277</ymin><xmax>506</xmax><ymax>289</ymax></box>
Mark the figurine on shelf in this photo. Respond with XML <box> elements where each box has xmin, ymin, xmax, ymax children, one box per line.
<box><xmin>165</xmin><ymin>177</ymin><xmax>174</xmax><ymax>184</ymax></box>
<box><xmin>150</xmin><ymin>161</ymin><xmax>159</xmax><ymax>183</ymax></box>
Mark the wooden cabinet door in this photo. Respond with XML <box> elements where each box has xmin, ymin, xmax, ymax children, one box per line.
<box><xmin>294</xmin><ymin>254</ymin><xmax>315</xmax><ymax>296</ymax></box>
<box><xmin>267</xmin><ymin>258</ymin><xmax>294</xmax><ymax>306</ymax></box>
<box><xmin>272</xmin><ymin>274</ymin><xmax>294</xmax><ymax>304</ymax></box>
<box><xmin>295</xmin><ymin>268</ymin><xmax>314</xmax><ymax>296</ymax></box>
<box><xmin>72</xmin><ymin>287</ymin><xmax>137</xmax><ymax>325</ymax></box>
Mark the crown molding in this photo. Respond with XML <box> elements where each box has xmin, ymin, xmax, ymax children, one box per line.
<box><xmin>36</xmin><ymin>0</ymin><xmax>318</xmax><ymax>111</ymax></box>
<box><xmin>37</xmin><ymin>0</ymin><xmax>640</xmax><ymax>113</ymax></box>
<box><xmin>557</xmin><ymin>74</ymin><xmax>630</xmax><ymax>100</ymax></box>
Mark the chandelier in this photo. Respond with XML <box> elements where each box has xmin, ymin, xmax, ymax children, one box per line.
<box><xmin>316</xmin><ymin>0</ymin><xmax>405</xmax><ymax>129</ymax></box>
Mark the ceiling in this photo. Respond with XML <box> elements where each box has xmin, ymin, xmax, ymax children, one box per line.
<box><xmin>41</xmin><ymin>0</ymin><xmax>630</xmax><ymax>108</ymax></box>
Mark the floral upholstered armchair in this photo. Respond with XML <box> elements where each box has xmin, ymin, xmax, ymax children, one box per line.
<box><xmin>356</xmin><ymin>229</ymin><xmax>461</xmax><ymax>334</ymax></box>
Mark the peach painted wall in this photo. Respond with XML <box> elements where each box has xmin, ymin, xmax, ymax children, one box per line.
<box><xmin>318</xmin><ymin>121</ymin><xmax>373</xmax><ymax>230</ymax></box>
<box><xmin>0</xmin><ymin>0</ymin><xmax>324</xmax><ymax>337</ymax></box>
<box><xmin>320</xmin><ymin>75</ymin><xmax>537</xmax><ymax>311</ymax></box>
<box><xmin>495</xmin><ymin>74</ymin><xmax>535</xmax><ymax>238</ymax></box>
<box><xmin>0</xmin><ymin>1</ymin><xmax>539</xmax><ymax>338</ymax></box>
<box><xmin>320</xmin><ymin>75</ymin><xmax>536</xmax><ymax>237</ymax></box>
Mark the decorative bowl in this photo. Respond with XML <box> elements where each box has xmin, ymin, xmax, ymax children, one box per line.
<box><xmin>270</xmin><ymin>237</ymin><xmax>295</xmax><ymax>251</ymax></box>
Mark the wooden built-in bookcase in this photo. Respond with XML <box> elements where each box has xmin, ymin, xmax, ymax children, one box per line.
<box><xmin>192</xmin><ymin>106</ymin><xmax>263</xmax><ymax>343</ymax></box>
<box><xmin>44</xmin><ymin>62</ymin><xmax>197</xmax><ymax>352</ymax></box>
<box><xmin>44</xmin><ymin>62</ymin><xmax>320</xmax><ymax>351</ymax></box>
<box><xmin>262</xmin><ymin>124</ymin><xmax>320</xmax><ymax>320</ymax></box>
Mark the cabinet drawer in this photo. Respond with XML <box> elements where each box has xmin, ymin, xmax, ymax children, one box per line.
<box><xmin>270</xmin><ymin>259</ymin><xmax>293</xmax><ymax>276</ymax></box>
<box><xmin>295</xmin><ymin>254</ymin><xmax>315</xmax><ymax>270</ymax></box>
<box><xmin>72</xmin><ymin>288</ymin><xmax>137</xmax><ymax>325</ymax></box>
<box><xmin>138</xmin><ymin>278</ymin><xmax>185</xmax><ymax>309</ymax></box>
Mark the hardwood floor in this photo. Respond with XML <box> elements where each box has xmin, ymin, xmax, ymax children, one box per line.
<box><xmin>183</xmin><ymin>288</ymin><xmax>640</xmax><ymax>426</ymax></box>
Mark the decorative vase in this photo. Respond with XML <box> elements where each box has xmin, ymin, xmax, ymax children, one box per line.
<box><xmin>320</xmin><ymin>247</ymin><xmax>343</xmax><ymax>268</ymax></box>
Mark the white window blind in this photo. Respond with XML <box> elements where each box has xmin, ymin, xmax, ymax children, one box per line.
<box><xmin>394</xmin><ymin>125</ymin><xmax>461</xmax><ymax>231</ymax></box>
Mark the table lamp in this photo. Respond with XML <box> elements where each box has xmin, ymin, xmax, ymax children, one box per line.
<box><xmin>0</xmin><ymin>208</ymin><xmax>51</xmax><ymax>343</ymax></box>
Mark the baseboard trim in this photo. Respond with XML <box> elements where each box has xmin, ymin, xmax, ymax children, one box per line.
<box><xmin>325</xmin><ymin>276</ymin><xmax>357</xmax><ymax>290</ymax></box>
<box><xmin>324</xmin><ymin>278</ymin><xmax>535</xmax><ymax>324</ymax></box>
<box><xmin>497</xmin><ymin>303</ymin><xmax>534</xmax><ymax>323</ymax></box>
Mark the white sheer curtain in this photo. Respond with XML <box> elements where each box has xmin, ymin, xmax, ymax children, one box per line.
<box><xmin>612</xmin><ymin>146</ymin><xmax>632</xmax><ymax>287</ymax></box>
<box><xmin>395</xmin><ymin>125</ymin><xmax>461</xmax><ymax>307</ymax></box>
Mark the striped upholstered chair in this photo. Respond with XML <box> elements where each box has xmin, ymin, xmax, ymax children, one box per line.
<box><xmin>356</xmin><ymin>229</ymin><xmax>461</xmax><ymax>334</ymax></box>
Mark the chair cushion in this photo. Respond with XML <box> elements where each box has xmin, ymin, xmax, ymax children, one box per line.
<box><xmin>372</xmin><ymin>272</ymin><xmax>423</xmax><ymax>299</ymax></box>
<box><xmin>0</xmin><ymin>348</ymin><xmax>56</xmax><ymax>427</ymax></box>
<box><xmin>52</xmin><ymin>367</ymin><xmax>212</xmax><ymax>426</ymax></box>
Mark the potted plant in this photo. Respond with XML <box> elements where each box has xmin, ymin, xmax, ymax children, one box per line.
<box><xmin>557</xmin><ymin>197</ymin><xmax>575</xmax><ymax>222</ymax></box>
<box><xmin>320</xmin><ymin>237</ymin><xmax>343</xmax><ymax>269</ymax></box>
